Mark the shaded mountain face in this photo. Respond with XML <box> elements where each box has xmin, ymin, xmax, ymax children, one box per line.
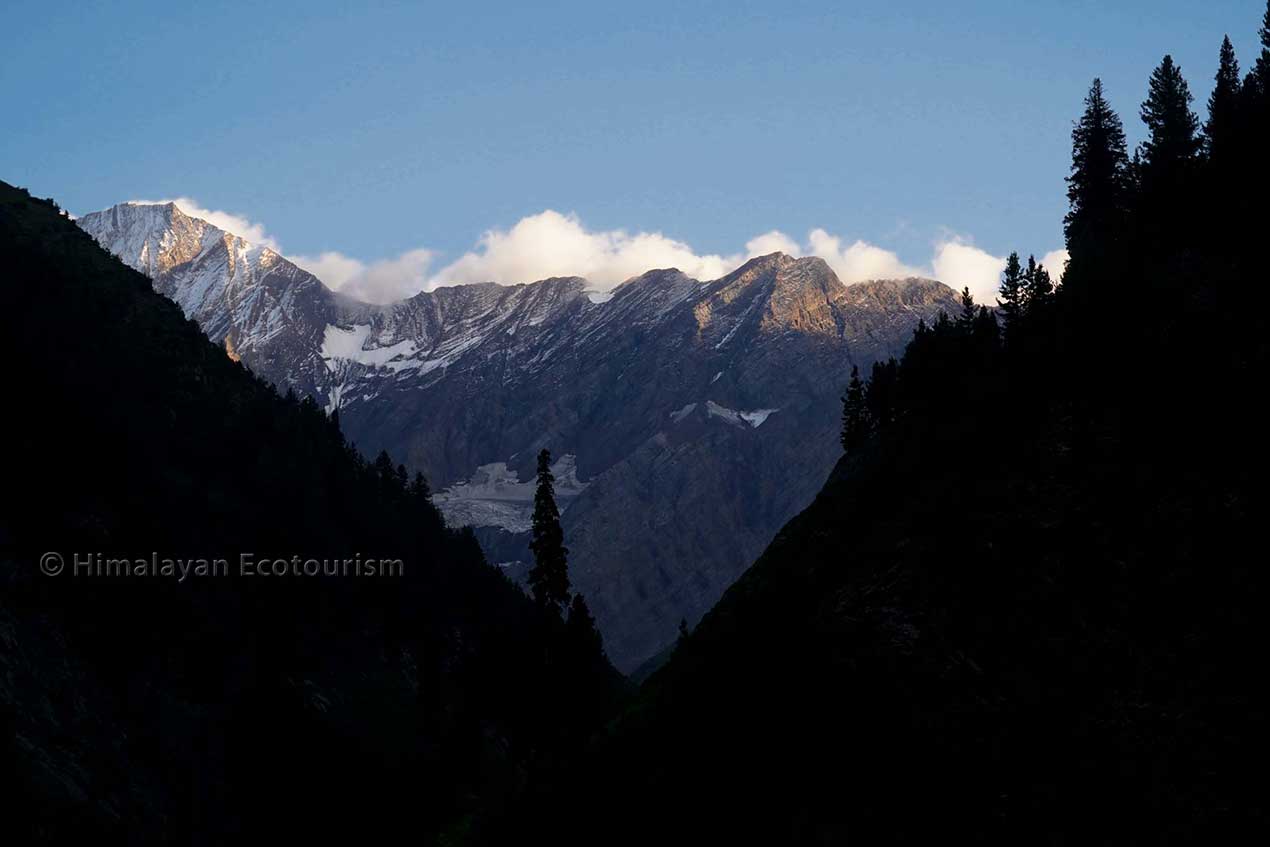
<box><xmin>79</xmin><ymin>204</ymin><xmax>958</xmax><ymax>670</ymax></box>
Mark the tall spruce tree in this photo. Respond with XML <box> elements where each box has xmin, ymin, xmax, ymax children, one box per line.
<box><xmin>997</xmin><ymin>252</ymin><xmax>1026</xmax><ymax>334</ymax></box>
<box><xmin>1248</xmin><ymin>4</ymin><xmax>1270</xmax><ymax>172</ymax></box>
<box><xmin>1205</xmin><ymin>36</ymin><xmax>1242</xmax><ymax>160</ymax></box>
<box><xmin>956</xmin><ymin>286</ymin><xmax>977</xmax><ymax>330</ymax></box>
<box><xmin>840</xmin><ymin>366</ymin><xmax>871</xmax><ymax>453</ymax></box>
<box><xmin>866</xmin><ymin>358</ymin><xmax>899</xmax><ymax>432</ymax></box>
<box><xmin>1258</xmin><ymin>1</ymin><xmax>1270</xmax><ymax>97</ymax></box>
<box><xmin>1064</xmin><ymin>79</ymin><xmax>1131</xmax><ymax>259</ymax></box>
<box><xmin>972</xmin><ymin>306</ymin><xmax>1000</xmax><ymax>349</ymax></box>
<box><xmin>1024</xmin><ymin>255</ymin><xmax>1054</xmax><ymax>308</ymax></box>
<box><xmin>528</xmin><ymin>448</ymin><xmax>572</xmax><ymax>612</ymax></box>
<box><xmin>1139</xmin><ymin>55</ymin><xmax>1201</xmax><ymax>176</ymax></box>
<box><xmin>409</xmin><ymin>471</ymin><xmax>431</xmax><ymax>501</ymax></box>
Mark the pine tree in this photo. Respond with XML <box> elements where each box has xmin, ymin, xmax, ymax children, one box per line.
<box><xmin>1065</xmin><ymin>79</ymin><xmax>1131</xmax><ymax>258</ymax></box>
<box><xmin>933</xmin><ymin>310</ymin><xmax>954</xmax><ymax>338</ymax></box>
<box><xmin>1139</xmin><ymin>55</ymin><xmax>1201</xmax><ymax>176</ymax></box>
<box><xmin>1205</xmin><ymin>36</ymin><xmax>1242</xmax><ymax>161</ymax></box>
<box><xmin>528</xmin><ymin>449</ymin><xmax>571</xmax><ymax>612</ymax></box>
<box><xmin>409</xmin><ymin>471</ymin><xmax>431</xmax><ymax>501</ymax></box>
<box><xmin>866</xmin><ymin>358</ymin><xmax>899</xmax><ymax>431</ymax></box>
<box><xmin>997</xmin><ymin>252</ymin><xmax>1026</xmax><ymax>333</ymax></box>
<box><xmin>1024</xmin><ymin>255</ymin><xmax>1054</xmax><ymax>308</ymax></box>
<box><xmin>373</xmin><ymin>450</ymin><xmax>395</xmax><ymax>486</ymax></box>
<box><xmin>840</xmin><ymin>366</ymin><xmax>871</xmax><ymax>453</ymax></box>
<box><xmin>972</xmin><ymin>306</ymin><xmax>1000</xmax><ymax>349</ymax></box>
<box><xmin>1248</xmin><ymin>4</ymin><xmax>1270</xmax><ymax>168</ymax></box>
<box><xmin>957</xmin><ymin>286</ymin><xmax>977</xmax><ymax>331</ymax></box>
<box><xmin>1257</xmin><ymin>1</ymin><xmax>1270</xmax><ymax>99</ymax></box>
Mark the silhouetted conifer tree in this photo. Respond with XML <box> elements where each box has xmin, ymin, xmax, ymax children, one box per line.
<box><xmin>410</xmin><ymin>471</ymin><xmax>431</xmax><ymax>501</ymax></box>
<box><xmin>957</xmin><ymin>286</ymin><xmax>977</xmax><ymax>330</ymax></box>
<box><xmin>997</xmin><ymin>252</ymin><xmax>1025</xmax><ymax>333</ymax></box>
<box><xmin>1065</xmin><ymin>79</ymin><xmax>1131</xmax><ymax>260</ymax></box>
<box><xmin>972</xmin><ymin>306</ymin><xmax>1000</xmax><ymax>348</ymax></box>
<box><xmin>529</xmin><ymin>449</ymin><xmax>571</xmax><ymax>612</ymax></box>
<box><xmin>840</xmin><ymin>366</ymin><xmax>871</xmax><ymax>452</ymax></box>
<box><xmin>866</xmin><ymin>358</ymin><xmax>899</xmax><ymax>431</ymax></box>
<box><xmin>373</xmin><ymin>451</ymin><xmax>396</xmax><ymax>489</ymax></box>
<box><xmin>1140</xmin><ymin>55</ymin><xmax>1201</xmax><ymax>176</ymax></box>
<box><xmin>1206</xmin><ymin>36</ymin><xmax>1242</xmax><ymax>160</ymax></box>
<box><xmin>1257</xmin><ymin>2</ymin><xmax>1270</xmax><ymax>97</ymax></box>
<box><xmin>1024</xmin><ymin>255</ymin><xmax>1054</xmax><ymax>308</ymax></box>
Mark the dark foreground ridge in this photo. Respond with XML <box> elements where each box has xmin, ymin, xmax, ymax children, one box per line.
<box><xmin>0</xmin><ymin>181</ymin><xmax>619</xmax><ymax>845</ymax></box>
<box><xmin>528</xmin><ymin>9</ymin><xmax>1270</xmax><ymax>843</ymax></box>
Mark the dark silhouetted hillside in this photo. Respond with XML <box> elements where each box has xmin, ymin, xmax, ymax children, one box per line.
<box><xmin>0</xmin><ymin>181</ymin><xmax>618</xmax><ymax>846</ymax></box>
<box><xmin>531</xmin><ymin>8</ymin><xmax>1270</xmax><ymax>844</ymax></box>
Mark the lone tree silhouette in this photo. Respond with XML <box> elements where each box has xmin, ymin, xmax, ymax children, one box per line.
<box><xmin>840</xmin><ymin>366</ymin><xmax>871</xmax><ymax>453</ymax></box>
<box><xmin>1205</xmin><ymin>36</ymin><xmax>1242</xmax><ymax>159</ymax></box>
<box><xmin>1065</xmin><ymin>78</ymin><xmax>1131</xmax><ymax>262</ymax></box>
<box><xmin>528</xmin><ymin>448</ymin><xmax>572</xmax><ymax>613</ymax></box>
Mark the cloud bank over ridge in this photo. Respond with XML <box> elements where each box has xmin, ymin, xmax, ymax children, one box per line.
<box><xmin>126</xmin><ymin>199</ymin><xmax>1065</xmax><ymax>307</ymax></box>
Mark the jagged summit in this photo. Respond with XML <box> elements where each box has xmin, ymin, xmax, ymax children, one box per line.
<box><xmin>80</xmin><ymin>201</ymin><xmax>210</xmax><ymax>278</ymax></box>
<box><xmin>844</xmin><ymin>276</ymin><xmax>952</xmax><ymax>309</ymax></box>
<box><xmin>731</xmin><ymin>250</ymin><xmax>799</xmax><ymax>272</ymax></box>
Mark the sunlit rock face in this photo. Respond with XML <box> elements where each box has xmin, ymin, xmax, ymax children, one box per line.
<box><xmin>81</xmin><ymin>204</ymin><xmax>958</xmax><ymax>672</ymax></box>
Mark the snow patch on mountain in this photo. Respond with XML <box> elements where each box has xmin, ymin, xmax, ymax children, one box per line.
<box><xmin>320</xmin><ymin>324</ymin><xmax>418</xmax><ymax>371</ymax></box>
<box><xmin>740</xmin><ymin>408</ymin><xmax>779</xmax><ymax>427</ymax></box>
<box><xmin>670</xmin><ymin>403</ymin><xmax>698</xmax><ymax>423</ymax></box>
<box><xmin>706</xmin><ymin>400</ymin><xmax>779</xmax><ymax>429</ymax></box>
<box><xmin>433</xmin><ymin>455</ymin><xmax>588</xmax><ymax>532</ymax></box>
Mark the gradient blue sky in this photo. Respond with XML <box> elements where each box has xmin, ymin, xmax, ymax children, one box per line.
<box><xmin>3</xmin><ymin>0</ymin><xmax>1264</xmax><ymax>296</ymax></box>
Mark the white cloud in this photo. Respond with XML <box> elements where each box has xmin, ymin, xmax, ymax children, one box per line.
<box><xmin>806</xmin><ymin>228</ymin><xmax>924</xmax><ymax>283</ymax></box>
<box><xmin>129</xmin><ymin>197</ymin><xmax>280</xmax><ymax>250</ymax></box>
<box><xmin>1040</xmin><ymin>248</ymin><xmax>1069</xmax><ymax>280</ymax></box>
<box><xmin>931</xmin><ymin>237</ymin><xmax>1008</xmax><ymax>306</ymax></box>
<box><xmin>291</xmin><ymin>249</ymin><xmax>435</xmax><ymax>304</ymax></box>
<box><xmin>427</xmin><ymin>210</ymin><xmax>734</xmax><ymax>290</ymax></box>
<box><xmin>743</xmin><ymin>230</ymin><xmax>802</xmax><ymax>259</ymax></box>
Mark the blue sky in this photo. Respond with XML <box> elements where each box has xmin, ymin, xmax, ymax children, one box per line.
<box><xmin>3</xmin><ymin>0</ymin><xmax>1264</xmax><ymax>301</ymax></box>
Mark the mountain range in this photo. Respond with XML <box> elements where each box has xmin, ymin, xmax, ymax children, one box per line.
<box><xmin>78</xmin><ymin>201</ymin><xmax>958</xmax><ymax>670</ymax></box>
